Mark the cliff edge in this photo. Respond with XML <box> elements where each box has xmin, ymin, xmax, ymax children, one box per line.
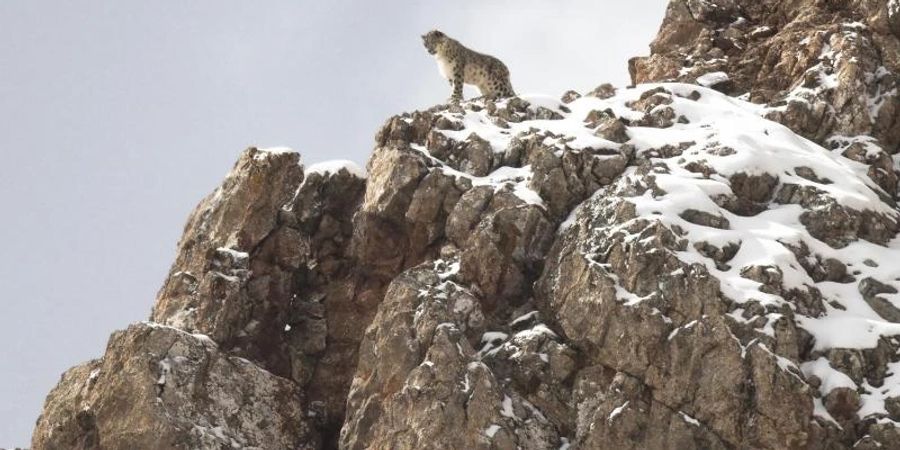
<box><xmin>31</xmin><ymin>1</ymin><xmax>900</xmax><ymax>448</ymax></box>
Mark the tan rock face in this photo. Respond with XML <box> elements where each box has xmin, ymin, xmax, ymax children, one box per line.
<box><xmin>630</xmin><ymin>0</ymin><xmax>900</xmax><ymax>197</ymax></box>
<box><xmin>31</xmin><ymin>2</ymin><xmax>900</xmax><ymax>449</ymax></box>
<box><xmin>31</xmin><ymin>323</ymin><xmax>318</xmax><ymax>450</ymax></box>
<box><xmin>535</xmin><ymin>177</ymin><xmax>817</xmax><ymax>449</ymax></box>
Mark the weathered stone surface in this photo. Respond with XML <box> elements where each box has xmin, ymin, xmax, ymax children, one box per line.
<box><xmin>146</xmin><ymin>147</ymin><xmax>371</xmax><ymax>441</ymax></box>
<box><xmin>32</xmin><ymin>323</ymin><xmax>317</xmax><ymax>449</ymax></box>
<box><xmin>630</xmin><ymin>0</ymin><xmax>900</xmax><ymax>198</ymax></box>
<box><xmin>31</xmin><ymin>2</ymin><xmax>900</xmax><ymax>449</ymax></box>
<box><xmin>859</xmin><ymin>277</ymin><xmax>900</xmax><ymax>322</ymax></box>
<box><xmin>341</xmin><ymin>260</ymin><xmax>562</xmax><ymax>450</ymax></box>
<box><xmin>534</xmin><ymin>181</ymin><xmax>815</xmax><ymax>448</ymax></box>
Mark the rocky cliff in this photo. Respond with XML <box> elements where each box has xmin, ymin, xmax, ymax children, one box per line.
<box><xmin>30</xmin><ymin>1</ymin><xmax>900</xmax><ymax>449</ymax></box>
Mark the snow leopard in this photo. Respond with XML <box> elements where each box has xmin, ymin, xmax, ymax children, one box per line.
<box><xmin>421</xmin><ymin>30</ymin><xmax>515</xmax><ymax>102</ymax></box>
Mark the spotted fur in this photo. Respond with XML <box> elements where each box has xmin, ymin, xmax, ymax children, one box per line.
<box><xmin>421</xmin><ymin>30</ymin><xmax>515</xmax><ymax>102</ymax></box>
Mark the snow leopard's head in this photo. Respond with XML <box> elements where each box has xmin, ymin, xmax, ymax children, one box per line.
<box><xmin>421</xmin><ymin>30</ymin><xmax>447</xmax><ymax>55</ymax></box>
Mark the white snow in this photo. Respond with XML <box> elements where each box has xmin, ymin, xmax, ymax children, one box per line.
<box><xmin>481</xmin><ymin>331</ymin><xmax>509</xmax><ymax>342</ymax></box>
<box><xmin>565</xmin><ymin>84</ymin><xmax>898</xmax><ymax>351</ymax></box>
<box><xmin>750</xmin><ymin>26</ymin><xmax>771</xmax><ymax>37</ymax></box>
<box><xmin>558</xmin><ymin>201</ymin><xmax>583</xmax><ymax>233</ymax></box>
<box><xmin>667</xmin><ymin>320</ymin><xmax>698</xmax><ymax>340</ymax></box>
<box><xmin>284</xmin><ymin>159</ymin><xmax>367</xmax><ymax>210</ymax></box>
<box><xmin>435</xmin><ymin>322</ymin><xmax>457</xmax><ymax>332</ymax></box>
<box><xmin>477</xmin><ymin>331</ymin><xmax>509</xmax><ymax>357</ymax></box>
<box><xmin>433</xmin><ymin>259</ymin><xmax>461</xmax><ymax>280</ymax></box>
<box><xmin>408</xmin><ymin>80</ymin><xmax>900</xmax><ymax>426</ymax></box>
<box><xmin>863</xmin><ymin>66</ymin><xmax>897</xmax><ymax>121</ymax></box>
<box><xmin>679</xmin><ymin>411</ymin><xmax>701</xmax><ymax>426</ymax></box>
<box><xmin>141</xmin><ymin>321</ymin><xmax>217</xmax><ymax>346</ymax></box>
<box><xmin>696</xmin><ymin>71</ymin><xmax>729</xmax><ymax>87</ymax></box>
<box><xmin>253</xmin><ymin>146</ymin><xmax>298</xmax><ymax>163</ymax></box>
<box><xmin>859</xmin><ymin>360</ymin><xmax>900</xmax><ymax>418</ymax></box>
<box><xmin>305</xmin><ymin>159</ymin><xmax>367</xmax><ymax>179</ymax></box>
<box><xmin>416</xmin><ymin>91</ymin><xmax>636</xmax><ymax>208</ymax></box>
<box><xmin>510</xmin><ymin>311</ymin><xmax>539</xmax><ymax>326</ymax></box>
<box><xmin>608</xmin><ymin>400</ymin><xmax>630</xmax><ymax>424</ymax></box>
<box><xmin>500</xmin><ymin>395</ymin><xmax>516</xmax><ymax>418</ymax></box>
<box><xmin>215</xmin><ymin>247</ymin><xmax>248</xmax><ymax>261</ymax></box>
<box><xmin>842</xmin><ymin>21</ymin><xmax>867</xmax><ymax>30</ymax></box>
<box><xmin>513</xmin><ymin>323</ymin><xmax>557</xmax><ymax>340</ymax></box>
<box><xmin>411</xmin><ymin>143</ymin><xmax>546</xmax><ymax>207</ymax></box>
<box><xmin>485</xmin><ymin>424</ymin><xmax>502</xmax><ymax>438</ymax></box>
<box><xmin>771</xmin><ymin>41</ymin><xmax>842</xmax><ymax>110</ymax></box>
<box><xmin>86</xmin><ymin>368</ymin><xmax>101</xmax><ymax>385</ymax></box>
<box><xmin>256</xmin><ymin>146</ymin><xmax>295</xmax><ymax>155</ymax></box>
<box><xmin>812</xmin><ymin>397</ymin><xmax>842</xmax><ymax>426</ymax></box>
<box><xmin>800</xmin><ymin>357</ymin><xmax>857</xmax><ymax>395</ymax></box>
<box><xmin>496</xmin><ymin>82</ymin><xmax>900</xmax><ymax>425</ymax></box>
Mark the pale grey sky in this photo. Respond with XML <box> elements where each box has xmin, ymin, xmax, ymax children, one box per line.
<box><xmin>0</xmin><ymin>1</ymin><xmax>666</xmax><ymax>446</ymax></box>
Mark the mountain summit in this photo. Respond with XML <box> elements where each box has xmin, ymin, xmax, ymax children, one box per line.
<box><xmin>31</xmin><ymin>1</ymin><xmax>900</xmax><ymax>449</ymax></box>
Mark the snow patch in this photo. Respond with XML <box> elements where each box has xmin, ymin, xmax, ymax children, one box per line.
<box><xmin>696</xmin><ymin>71</ymin><xmax>729</xmax><ymax>87</ymax></box>
<box><xmin>500</xmin><ymin>395</ymin><xmax>516</xmax><ymax>418</ymax></box>
<box><xmin>680</xmin><ymin>411</ymin><xmax>701</xmax><ymax>426</ymax></box>
<box><xmin>305</xmin><ymin>159</ymin><xmax>367</xmax><ymax>179</ymax></box>
<box><xmin>510</xmin><ymin>311</ymin><xmax>539</xmax><ymax>326</ymax></box>
<box><xmin>257</xmin><ymin>146</ymin><xmax>295</xmax><ymax>154</ymax></box>
<box><xmin>801</xmin><ymin>357</ymin><xmax>856</xmax><ymax>395</ymax></box>
<box><xmin>608</xmin><ymin>400</ymin><xmax>629</xmax><ymax>424</ymax></box>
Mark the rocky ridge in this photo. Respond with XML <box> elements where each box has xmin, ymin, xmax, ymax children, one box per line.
<box><xmin>630</xmin><ymin>0</ymin><xmax>900</xmax><ymax>194</ymax></box>
<box><xmin>30</xmin><ymin>1</ymin><xmax>900</xmax><ymax>449</ymax></box>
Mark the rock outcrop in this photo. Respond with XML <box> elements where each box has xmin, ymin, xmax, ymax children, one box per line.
<box><xmin>630</xmin><ymin>0</ymin><xmax>900</xmax><ymax>196</ymax></box>
<box><xmin>32</xmin><ymin>322</ymin><xmax>318</xmax><ymax>449</ymax></box>
<box><xmin>31</xmin><ymin>1</ymin><xmax>900</xmax><ymax>449</ymax></box>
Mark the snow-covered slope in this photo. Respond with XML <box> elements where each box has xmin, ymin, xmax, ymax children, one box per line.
<box><xmin>30</xmin><ymin>1</ymin><xmax>900</xmax><ymax>448</ymax></box>
<box><xmin>554</xmin><ymin>84</ymin><xmax>900</xmax><ymax>424</ymax></box>
<box><xmin>408</xmin><ymin>83</ymin><xmax>900</xmax><ymax>429</ymax></box>
<box><xmin>33</xmin><ymin>82</ymin><xmax>900</xmax><ymax>449</ymax></box>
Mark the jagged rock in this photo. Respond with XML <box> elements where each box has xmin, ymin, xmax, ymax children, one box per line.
<box><xmin>150</xmin><ymin>147</ymin><xmax>307</xmax><ymax>374</ymax></box>
<box><xmin>148</xmin><ymin>147</ymin><xmax>370</xmax><ymax>440</ymax></box>
<box><xmin>587</xmin><ymin>83</ymin><xmax>616</xmax><ymax>99</ymax></box>
<box><xmin>30</xmin><ymin>2</ymin><xmax>900</xmax><ymax>449</ymax></box>
<box><xmin>823</xmin><ymin>387</ymin><xmax>861</xmax><ymax>422</ymax></box>
<box><xmin>560</xmin><ymin>90</ymin><xmax>582</xmax><ymax>103</ymax></box>
<box><xmin>456</xmin><ymin>190</ymin><xmax>555</xmax><ymax>302</ymax></box>
<box><xmin>630</xmin><ymin>0</ymin><xmax>900</xmax><ymax>198</ymax></box>
<box><xmin>715</xmin><ymin>172</ymin><xmax>779</xmax><ymax>216</ymax></box>
<box><xmin>534</xmin><ymin>183</ymin><xmax>815</xmax><ymax>448</ymax></box>
<box><xmin>859</xmin><ymin>277</ymin><xmax>900</xmax><ymax>322</ymax></box>
<box><xmin>594</xmin><ymin>117</ymin><xmax>630</xmax><ymax>143</ymax></box>
<box><xmin>839</xmin><ymin>139</ymin><xmax>899</xmax><ymax>196</ymax></box>
<box><xmin>32</xmin><ymin>323</ymin><xmax>318</xmax><ymax>449</ymax></box>
<box><xmin>341</xmin><ymin>260</ymin><xmax>561</xmax><ymax>450</ymax></box>
<box><xmin>679</xmin><ymin>208</ymin><xmax>730</xmax><ymax>229</ymax></box>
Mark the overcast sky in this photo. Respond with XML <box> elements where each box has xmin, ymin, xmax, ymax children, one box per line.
<box><xmin>0</xmin><ymin>1</ymin><xmax>666</xmax><ymax>446</ymax></box>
